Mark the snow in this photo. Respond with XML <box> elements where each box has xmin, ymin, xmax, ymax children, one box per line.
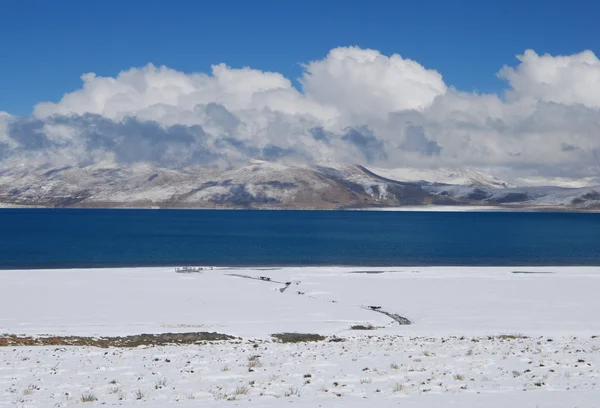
<box><xmin>342</xmin><ymin>171</ymin><xmax>389</xmax><ymax>201</ymax></box>
<box><xmin>355</xmin><ymin>205</ymin><xmax>512</xmax><ymax>212</ymax></box>
<box><xmin>366</xmin><ymin>166</ymin><xmax>517</xmax><ymax>188</ymax></box>
<box><xmin>0</xmin><ymin>203</ymin><xmax>33</xmax><ymax>208</ymax></box>
<box><xmin>518</xmin><ymin>176</ymin><xmax>600</xmax><ymax>188</ymax></box>
<box><xmin>4</xmin><ymin>336</ymin><xmax>599</xmax><ymax>407</ymax></box>
<box><xmin>2</xmin><ymin>266</ymin><xmax>600</xmax><ymax>407</ymax></box>
<box><xmin>4</xmin><ymin>266</ymin><xmax>600</xmax><ymax>338</ymax></box>
<box><xmin>3</xmin><ymin>162</ymin><xmax>600</xmax><ymax>209</ymax></box>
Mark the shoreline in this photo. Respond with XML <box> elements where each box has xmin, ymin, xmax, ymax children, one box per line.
<box><xmin>2</xmin><ymin>203</ymin><xmax>600</xmax><ymax>212</ymax></box>
<box><xmin>4</xmin><ymin>261</ymin><xmax>600</xmax><ymax>271</ymax></box>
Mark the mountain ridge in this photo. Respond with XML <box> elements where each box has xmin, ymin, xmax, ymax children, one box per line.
<box><xmin>1</xmin><ymin>161</ymin><xmax>599</xmax><ymax>211</ymax></box>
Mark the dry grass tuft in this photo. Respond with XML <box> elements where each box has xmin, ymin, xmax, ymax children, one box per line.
<box><xmin>154</xmin><ymin>378</ymin><xmax>168</xmax><ymax>389</ymax></box>
<box><xmin>393</xmin><ymin>383</ymin><xmax>405</xmax><ymax>392</ymax></box>
<box><xmin>234</xmin><ymin>386</ymin><xmax>249</xmax><ymax>395</ymax></box>
<box><xmin>108</xmin><ymin>386</ymin><xmax>121</xmax><ymax>394</ymax></box>
<box><xmin>80</xmin><ymin>392</ymin><xmax>98</xmax><ymax>403</ymax></box>
<box><xmin>284</xmin><ymin>386</ymin><xmax>299</xmax><ymax>397</ymax></box>
<box><xmin>23</xmin><ymin>385</ymin><xmax>40</xmax><ymax>395</ymax></box>
<box><xmin>248</xmin><ymin>358</ymin><xmax>263</xmax><ymax>369</ymax></box>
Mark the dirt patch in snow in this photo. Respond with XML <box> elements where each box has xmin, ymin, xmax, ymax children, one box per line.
<box><xmin>0</xmin><ymin>332</ymin><xmax>237</xmax><ymax>348</ymax></box>
<box><xmin>271</xmin><ymin>333</ymin><xmax>326</xmax><ymax>343</ymax></box>
<box><xmin>350</xmin><ymin>324</ymin><xmax>377</xmax><ymax>330</ymax></box>
<box><xmin>349</xmin><ymin>270</ymin><xmax>387</xmax><ymax>274</ymax></box>
<box><xmin>512</xmin><ymin>271</ymin><xmax>555</xmax><ymax>274</ymax></box>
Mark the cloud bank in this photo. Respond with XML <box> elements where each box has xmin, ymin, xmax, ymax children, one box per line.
<box><xmin>2</xmin><ymin>46</ymin><xmax>600</xmax><ymax>178</ymax></box>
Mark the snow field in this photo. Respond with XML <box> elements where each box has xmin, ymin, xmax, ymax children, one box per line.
<box><xmin>2</xmin><ymin>335</ymin><xmax>599</xmax><ymax>407</ymax></box>
<box><xmin>2</xmin><ymin>266</ymin><xmax>600</xmax><ymax>406</ymax></box>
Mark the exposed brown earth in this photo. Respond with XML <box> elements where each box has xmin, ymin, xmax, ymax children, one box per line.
<box><xmin>0</xmin><ymin>332</ymin><xmax>238</xmax><ymax>348</ymax></box>
<box><xmin>270</xmin><ymin>333</ymin><xmax>327</xmax><ymax>343</ymax></box>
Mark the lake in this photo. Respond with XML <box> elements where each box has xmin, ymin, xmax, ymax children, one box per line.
<box><xmin>1</xmin><ymin>209</ymin><xmax>600</xmax><ymax>269</ymax></box>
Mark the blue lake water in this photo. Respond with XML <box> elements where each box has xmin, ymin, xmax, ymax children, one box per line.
<box><xmin>1</xmin><ymin>209</ymin><xmax>600</xmax><ymax>269</ymax></box>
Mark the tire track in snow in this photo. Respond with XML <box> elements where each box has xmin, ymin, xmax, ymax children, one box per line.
<box><xmin>224</xmin><ymin>272</ymin><xmax>412</xmax><ymax>326</ymax></box>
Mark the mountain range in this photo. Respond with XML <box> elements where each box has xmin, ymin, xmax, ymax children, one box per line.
<box><xmin>1</xmin><ymin>160</ymin><xmax>600</xmax><ymax>211</ymax></box>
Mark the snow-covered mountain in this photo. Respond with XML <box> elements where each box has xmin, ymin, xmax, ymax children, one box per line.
<box><xmin>365</xmin><ymin>166</ymin><xmax>518</xmax><ymax>188</ymax></box>
<box><xmin>1</xmin><ymin>161</ymin><xmax>599</xmax><ymax>210</ymax></box>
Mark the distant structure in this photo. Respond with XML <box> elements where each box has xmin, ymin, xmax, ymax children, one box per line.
<box><xmin>175</xmin><ymin>266</ymin><xmax>204</xmax><ymax>273</ymax></box>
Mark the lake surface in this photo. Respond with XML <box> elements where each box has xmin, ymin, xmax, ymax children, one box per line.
<box><xmin>1</xmin><ymin>209</ymin><xmax>600</xmax><ymax>269</ymax></box>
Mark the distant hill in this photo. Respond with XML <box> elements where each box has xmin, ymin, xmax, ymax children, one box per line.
<box><xmin>1</xmin><ymin>160</ymin><xmax>600</xmax><ymax>210</ymax></box>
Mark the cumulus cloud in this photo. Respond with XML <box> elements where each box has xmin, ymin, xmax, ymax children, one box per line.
<box><xmin>302</xmin><ymin>46</ymin><xmax>447</xmax><ymax>121</ymax></box>
<box><xmin>33</xmin><ymin>63</ymin><xmax>330</xmax><ymax>124</ymax></box>
<box><xmin>499</xmin><ymin>50</ymin><xmax>600</xmax><ymax>108</ymax></box>
<box><xmin>3</xmin><ymin>46</ymin><xmax>600</xmax><ymax>178</ymax></box>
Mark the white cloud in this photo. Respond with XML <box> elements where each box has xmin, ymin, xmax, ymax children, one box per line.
<box><xmin>499</xmin><ymin>49</ymin><xmax>600</xmax><ymax>108</ymax></box>
<box><xmin>4</xmin><ymin>46</ymin><xmax>600</xmax><ymax>178</ymax></box>
<box><xmin>0</xmin><ymin>112</ymin><xmax>16</xmax><ymax>149</ymax></box>
<box><xmin>33</xmin><ymin>63</ymin><xmax>331</xmax><ymax>125</ymax></box>
<box><xmin>302</xmin><ymin>46</ymin><xmax>447</xmax><ymax>121</ymax></box>
<box><xmin>32</xmin><ymin>46</ymin><xmax>444</xmax><ymax>127</ymax></box>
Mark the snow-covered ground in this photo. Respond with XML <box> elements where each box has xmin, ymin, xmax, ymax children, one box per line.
<box><xmin>0</xmin><ymin>203</ymin><xmax>34</xmax><ymax>208</ymax></box>
<box><xmin>518</xmin><ymin>176</ymin><xmax>600</xmax><ymax>188</ymax></box>
<box><xmin>355</xmin><ymin>205</ymin><xmax>514</xmax><ymax>212</ymax></box>
<box><xmin>2</xmin><ymin>266</ymin><xmax>600</xmax><ymax>407</ymax></box>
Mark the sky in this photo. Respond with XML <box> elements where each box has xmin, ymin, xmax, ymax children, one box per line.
<box><xmin>1</xmin><ymin>0</ymin><xmax>600</xmax><ymax>178</ymax></box>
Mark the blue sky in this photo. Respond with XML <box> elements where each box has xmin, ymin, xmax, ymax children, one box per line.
<box><xmin>3</xmin><ymin>0</ymin><xmax>600</xmax><ymax>177</ymax></box>
<box><xmin>0</xmin><ymin>0</ymin><xmax>596</xmax><ymax>115</ymax></box>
